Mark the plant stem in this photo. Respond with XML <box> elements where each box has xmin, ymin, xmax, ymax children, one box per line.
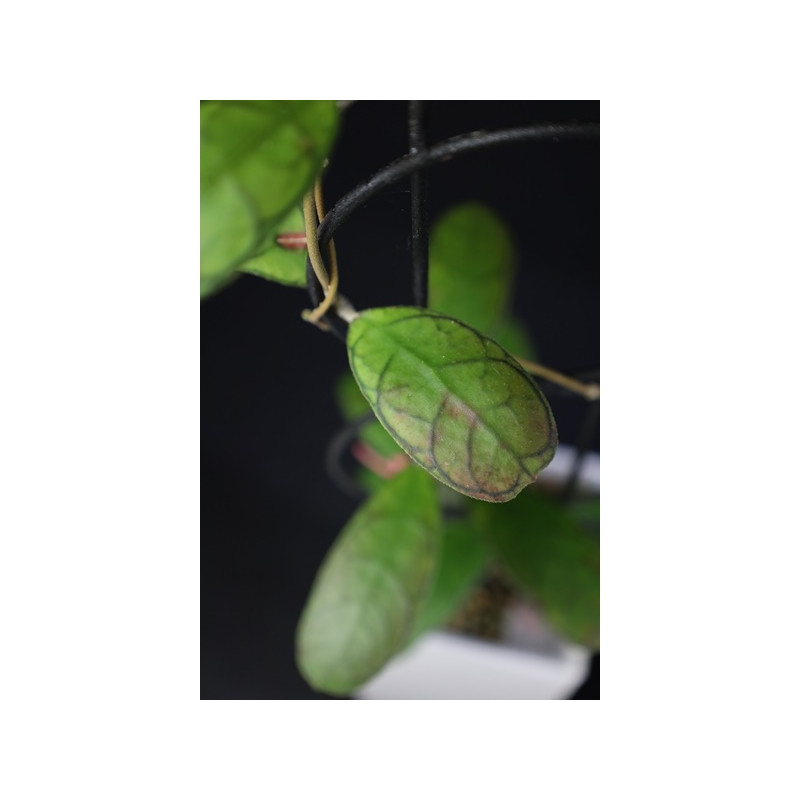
<box><xmin>302</xmin><ymin>181</ymin><xmax>340</xmax><ymax>324</ymax></box>
<box><xmin>313</xmin><ymin>175</ymin><xmax>340</xmax><ymax>301</ymax></box>
<box><xmin>302</xmin><ymin>189</ymin><xmax>329</xmax><ymax>289</ymax></box>
<box><xmin>513</xmin><ymin>356</ymin><xmax>600</xmax><ymax>400</ymax></box>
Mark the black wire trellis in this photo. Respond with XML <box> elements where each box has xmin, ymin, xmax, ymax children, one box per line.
<box><xmin>408</xmin><ymin>100</ymin><xmax>429</xmax><ymax>308</ymax></box>
<box><xmin>314</xmin><ymin>104</ymin><xmax>599</xmax><ymax>503</ymax></box>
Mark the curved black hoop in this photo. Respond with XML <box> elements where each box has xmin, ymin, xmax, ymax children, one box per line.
<box><xmin>305</xmin><ymin>119</ymin><xmax>600</xmax><ymax>337</ymax></box>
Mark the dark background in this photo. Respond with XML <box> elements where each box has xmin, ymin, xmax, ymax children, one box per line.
<box><xmin>201</xmin><ymin>101</ymin><xmax>599</xmax><ymax>699</ymax></box>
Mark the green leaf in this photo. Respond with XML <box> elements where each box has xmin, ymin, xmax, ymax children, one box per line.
<box><xmin>428</xmin><ymin>202</ymin><xmax>515</xmax><ymax>334</ymax></box>
<box><xmin>358</xmin><ymin>423</ymin><xmax>401</xmax><ymax>463</ymax></box>
<box><xmin>410</xmin><ymin>517</ymin><xmax>489</xmax><ymax>640</ymax></box>
<box><xmin>428</xmin><ymin>202</ymin><xmax>542</xmax><ymax>364</ymax></box>
<box><xmin>353</xmin><ymin>464</ymin><xmax>388</xmax><ymax>494</ymax></box>
<box><xmin>472</xmin><ymin>491</ymin><xmax>599</xmax><ymax>648</ymax></box>
<box><xmin>492</xmin><ymin>315</ymin><xmax>540</xmax><ymax>362</ymax></box>
<box><xmin>296</xmin><ymin>466</ymin><xmax>441</xmax><ymax>695</ymax></box>
<box><xmin>200</xmin><ymin>100</ymin><xmax>338</xmax><ymax>297</ymax></box>
<box><xmin>238</xmin><ymin>205</ymin><xmax>307</xmax><ymax>287</ymax></box>
<box><xmin>333</xmin><ymin>371</ymin><xmax>405</xmax><ymax>494</ymax></box>
<box><xmin>347</xmin><ymin>307</ymin><xmax>558</xmax><ymax>503</ymax></box>
<box><xmin>200</xmin><ymin>174</ymin><xmax>252</xmax><ymax>297</ymax></box>
<box><xmin>334</xmin><ymin>371</ymin><xmax>400</xmax><ymax>459</ymax></box>
<box><xmin>334</xmin><ymin>369</ymin><xmax>371</xmax><ymax>419</ymax></box>
<box><xmin>567</xmin><ymin>497</ymin><xmax>600</xmax><ymax>534</ymax></box>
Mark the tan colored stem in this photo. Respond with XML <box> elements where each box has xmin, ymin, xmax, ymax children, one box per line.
<box><xmin>313</xmin><ymin>179</ymin><xmax>326</xmax><ymax>224</ymax></box>
<box><xmin>302</xmin><ymin>190</ymin><xmax>329</xmax><ymax>289</ymax></box>
<box><xmin>513</xmin><ymin>356</ymin><xmax>600</xmax><ymax>400</ymax></box>
<box><xmin>303</xmin><ymin>178</ymin><xmax>341</xmax><ymax>324</ymax></box>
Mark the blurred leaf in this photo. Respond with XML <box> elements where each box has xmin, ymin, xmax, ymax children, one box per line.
<box><xmin>358</xmin><ymin>422</ymin><xmax>404</xmax><ymax>461</ymax></box>
<box><xmin>354</xmin><ymin>465</ymin><xmax>471</xmax><ymax>500</ymax></box>
<box><xmin>428</xmin><ymin>202</ymin><xmax>515</xmax><ymax>334</ymax></box>
<box><xmin>492</xmin><ymin>314</ymin><xmax>540</xmax><ymax>363</ymax></box>
<box><xmin>347</xmin><ymin>307</ymin><xmax>557</xmax><ymax>502</ymax></box>
<box><xmin>333</xmin><ymin>371</ymin><xmax>400</xmax><ymax>459</ymax></box>
<box><xmin>471</xmin><ymin>490</ymin><xmax>599</xmax><ymax>648</ymax></box>
<box><xmin>410</xmin><ymin>517</ymin><xmax>489</xmax><ymax>640</ymax></box>
<box><xmin>200</xmin><ymin>100</ymin><xmax>338</xmax><ymax>297</ymax></box>
<box><xmin>200</xmin><ymin>174</ymin><xmax>252</xmax><ymax>297</ymax></box>
<box><xmin>334</xmin><ymin>369</ymin><xmax>371</xmax><ymax>419</ymax></box>
<box><xmin>296</xmin><ymin>467</ymin><xmax>441</xmax><ymax>695</ymax></box>
<box><xmin>354</xmin><ymin>464</ymin><xmax>387</xmax><ymax>494</ymax></box>
<box><xmin>239</xmin><ymin>206</ymin><xmax>307</xmax><ymax>287</ymax></box>
<box><xmin>567</xmin><ymin>496</ymin><xmax>600</xmax><ymax>534</ymax></box>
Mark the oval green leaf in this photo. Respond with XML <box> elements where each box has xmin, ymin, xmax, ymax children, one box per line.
<box><xmin>347</xmin><ymin>307</ymin><xmax>557</xmax><ymax>503</ymax></box>
<box><xmin>239</xmin><ymin>205</ymin><xmax>307</xmax><ymax>287</ymax></box>
<box><xmin>200</xmin><ymin>100</ymin><xmax>338</xmax><ymax>297</ymax></box>
<box><xmin>409</xmin><ymin>517</ymin><xmax>489</xmax><ymax>640</ymax></box>
<box><xmin>428</xmin><ymin>202</ymin><xmax>515</xmax><ymax>334</ymax></box>
<box><xmin>471</xmin><ymin>491</ymin><xmax>600</xmax><ymax>648</ymax></box>
<box><xmin>296</xmin><ymin>466</ymin><xmax>440</xmax><ymax>695</ymax></box>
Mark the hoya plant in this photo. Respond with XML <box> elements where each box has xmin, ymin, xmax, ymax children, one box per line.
<box><xmin>201</xmin><ymin>100</ymin><xmax>600</xmax><ymax>697</ymax></box>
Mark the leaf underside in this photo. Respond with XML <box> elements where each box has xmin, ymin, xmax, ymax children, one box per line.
<box><xmin>347</xmin><ymin>307</ymin><xmax>557</xmax><ymax>503</ymax></box>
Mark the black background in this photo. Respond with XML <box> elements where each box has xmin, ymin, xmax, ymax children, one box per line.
<box><xmin>201</xmin><ymin>101</ymin><xmax>599</xmax><ymax>699</ymax></box>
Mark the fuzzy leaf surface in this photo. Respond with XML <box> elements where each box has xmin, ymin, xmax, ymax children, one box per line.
<box><xmin>428</xmin><ymin>203</ymin><xmax>515</xmax><ymax>334</ymax></box>
<box><xmin>200</xmin><ymin>100</ymin><xmax>338</xmax><ymax>297</ymax></box>
<box><xmin>239</xmin><ymin>206</ymin><xmax>307</xmax><ymax>286</ymax></box>
<box><xmin>472</xmin><ymin>490</ymin><xmax>600</xmax><ymax>648</ymax></box>
<box><xmin>295</xmin><ymin>467</ymin><xmax>440</xmax><ymax>695</ymax></box>
<box><xmin>347</xmin><ymin>307</ymin><xmax>557</xmax><ymax>502</ymax></box>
